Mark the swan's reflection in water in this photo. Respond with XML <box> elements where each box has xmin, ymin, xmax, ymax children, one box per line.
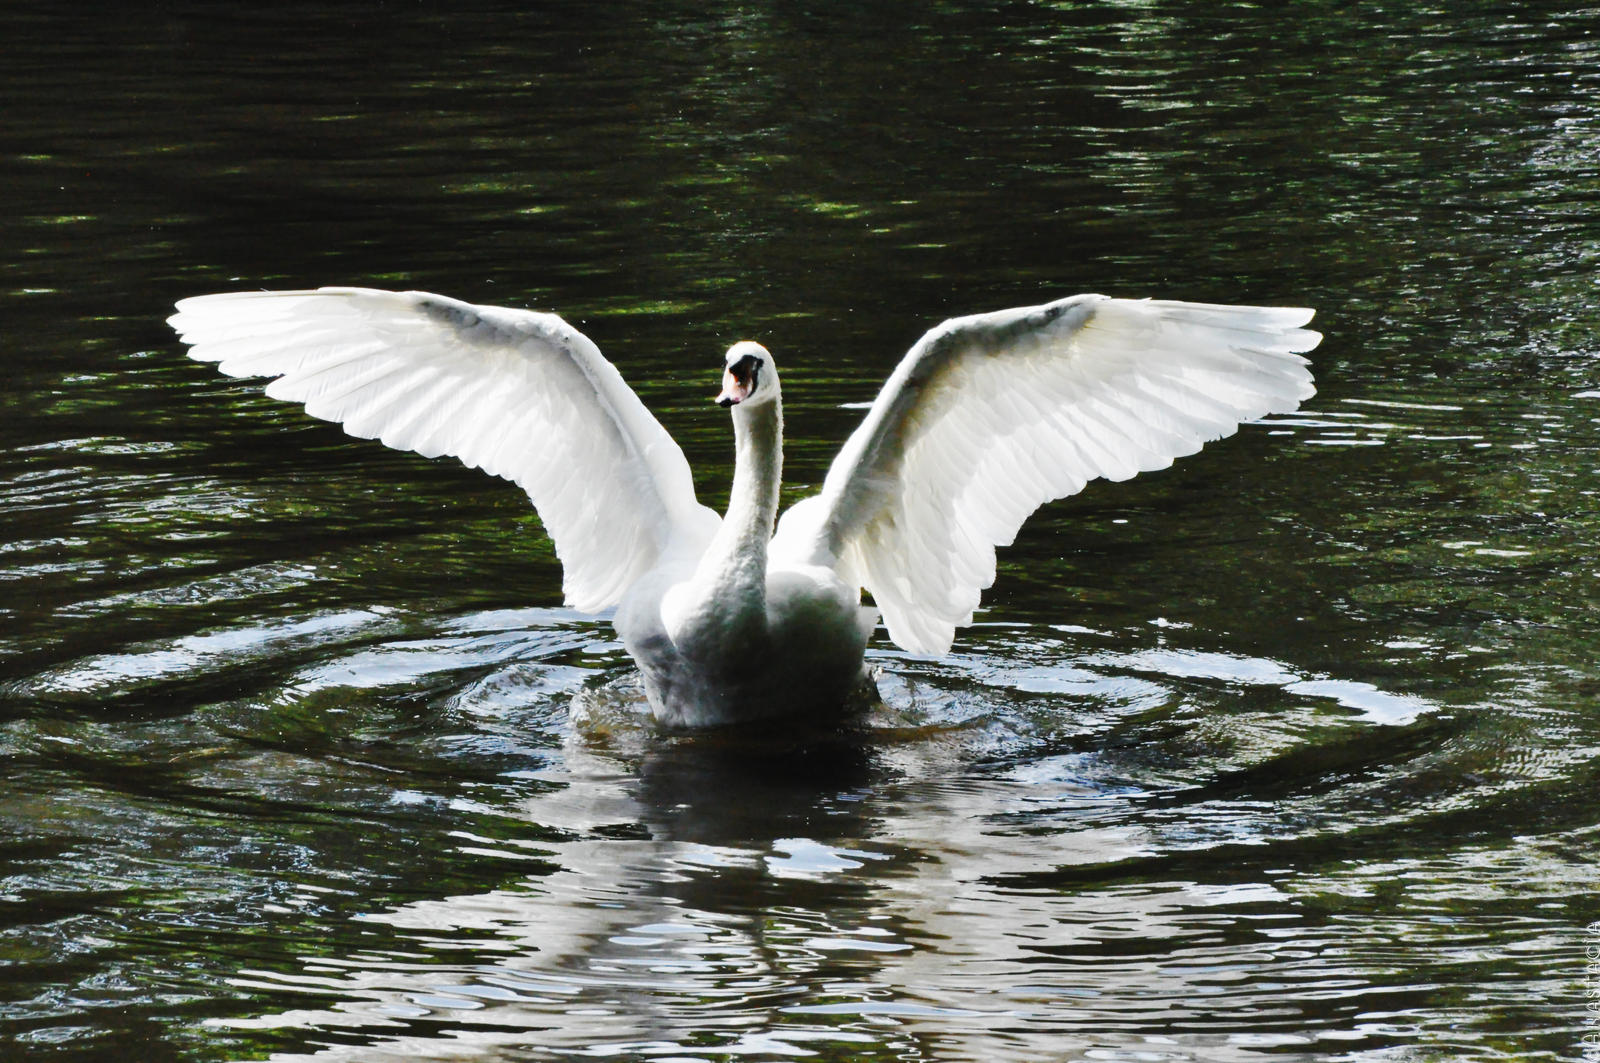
<box><xmin>214</xmin><ymin>616</ymin><xmax>1435</xmax><ymax>1063</ymax></box>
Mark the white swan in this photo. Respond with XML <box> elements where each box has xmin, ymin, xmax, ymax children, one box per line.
<box><xmin>169</xmin><ymin>288</ymin><xmax>1320</xmax><ymax>728</ymax></box>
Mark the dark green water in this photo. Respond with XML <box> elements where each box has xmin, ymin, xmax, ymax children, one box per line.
<box><xmin>3</xmin><ymin>4</ymin><xmax>1599</xmax><ymax>1061</ymax></box>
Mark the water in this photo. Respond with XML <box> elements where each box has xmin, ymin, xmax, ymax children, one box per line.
<box><xmin>3</xmin><ymin>4</ymin><xmax>1599</xmax><ymax>1061</ymax></box>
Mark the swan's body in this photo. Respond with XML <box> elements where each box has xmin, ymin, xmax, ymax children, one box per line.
<box><xmin>170</xmin><ymin>288</ymin><xmax>1320</xmax><ymax>728</ymax></box>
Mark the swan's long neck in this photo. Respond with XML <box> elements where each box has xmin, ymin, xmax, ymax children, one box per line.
<box><xmin>695</xmin><ymin>392</ymin><xmax>782</xmax><ymax>648</ymax></box>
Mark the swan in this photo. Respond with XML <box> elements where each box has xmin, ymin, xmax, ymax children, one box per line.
<box><xmin>169</xmin><ymin>288</ymin><xmax>1320</xmax><ymax>728</ymax></box>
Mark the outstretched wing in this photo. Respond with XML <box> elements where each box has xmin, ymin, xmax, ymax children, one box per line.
<box><xmin>170</xmin><ymin>287</ymin><xmax>719</xmax><ymax>612</ymax></box>
<box><xmin>777</xmin><ymin>294</ymin><xmax>1320</xmax><ymax>655</ymax></box>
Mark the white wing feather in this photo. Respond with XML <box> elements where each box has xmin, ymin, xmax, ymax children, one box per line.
<box><xmin>778</xmin><ymin>294</ymin><xmax>1320</xmax><ymax>655</ymax></box>
<box><xmin>169</xmin><ymin>287</ymin><xmax>719</xmax><ymax>613</ymax></box>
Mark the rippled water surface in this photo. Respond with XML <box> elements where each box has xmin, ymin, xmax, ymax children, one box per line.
<box><xmin>4</xmin><ymin>4</ymin><xmax>1600</xmax><ymax>1061</ymax></box>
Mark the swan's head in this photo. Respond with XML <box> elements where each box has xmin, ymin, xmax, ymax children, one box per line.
<box><xmin>716</xmin><ymin>341</ymin><xmax>777</xmax><ymax>408</ymax></box>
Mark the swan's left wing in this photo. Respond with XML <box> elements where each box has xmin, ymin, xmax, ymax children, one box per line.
<box><xmin>778</xmin><ymin>294</ymin><xmax>1320</xmax><ymax>655</ymax></box>
<box><xmin>170</xmin><ymin>287</ymin><xmax>719</xmax><ymax>613</ymax></box>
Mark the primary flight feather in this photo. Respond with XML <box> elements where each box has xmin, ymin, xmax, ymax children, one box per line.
<box><xmin>170</xmin><ymin>287</ymin><xmax>1319</xmax><ymax>728</ymax></box>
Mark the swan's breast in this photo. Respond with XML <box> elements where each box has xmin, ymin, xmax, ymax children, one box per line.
<box><xmin>764</xmin><ymin>564</ymin><xmax>876</xmax><ymax>661</ymax></box>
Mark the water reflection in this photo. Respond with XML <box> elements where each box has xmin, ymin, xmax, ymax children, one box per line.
<box><xmin>19</xmin><ymin>607</ymin><xmax>1445</xmax><ymax>1062</ymax></box>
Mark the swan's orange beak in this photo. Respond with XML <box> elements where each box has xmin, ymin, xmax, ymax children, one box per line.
<box><xmin>715</xmin><ymin>368</ymin><xmax>749</xmax><ymax>407</ymax></box>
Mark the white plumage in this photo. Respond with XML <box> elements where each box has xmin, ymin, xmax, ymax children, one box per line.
<box><xmin>170</xmin><ymin>287</ymin><xmax>1320</xmax><ymax>728</ymax></box>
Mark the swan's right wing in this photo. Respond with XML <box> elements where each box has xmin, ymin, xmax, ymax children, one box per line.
<box><xmin>783</xmin><ymin>294</ymin><xmax>1319</xmax><ymax>655</ymax></box>
<box><xmin>170</xmin><ymin>287</ymin><xmax>719</xmax><ymax>612</ymax></box>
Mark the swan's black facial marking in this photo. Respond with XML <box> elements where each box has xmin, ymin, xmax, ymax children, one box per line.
<box><xmin>716</xmin><ymin>352</ymin><xmax>763</xmax><ymax>407</ymax></box>
<box><xmin>730</xmin><ymin>353</ymin><xmax>762</xmax><ymax>391</ymax></box>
